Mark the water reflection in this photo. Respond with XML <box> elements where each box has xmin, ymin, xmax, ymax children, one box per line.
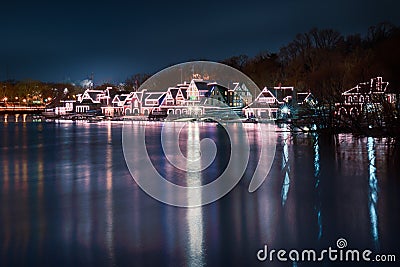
<box><xmin>105</xmin><ymin>122</ymin><xmax>115</xmax><ymax>264</ymax></box>
<box><xmin>313</xmin><ymin>133</ymin><xmax>322</xmax><ymax>240</ymax></box>
<box><xmin>186</xmin><ymin>122</ymin><xmax>205</xmax><ymax>267</ymax></box>
<box><xmin>0</xmin><ymin>123</ymin><xmax>398</xmax><ymax>266</ymax></box>
<box><xmin>281</xmin><ymin>131</ymin><xmax>290</xmax><ymax>206</ymax></box>
<box><xmin>367</xmin><ymin>137</ymin><xmax>379</xmax><ymax>249</ymax></box>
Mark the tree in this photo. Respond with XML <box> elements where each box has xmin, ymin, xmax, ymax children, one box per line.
<box><xmin>124</xmin><ymin>73</ymin><xmax>151</xmax><ymax>91</ymax></box>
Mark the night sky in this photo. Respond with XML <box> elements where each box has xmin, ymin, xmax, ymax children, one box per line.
<box><xmin>1</xmin><ymin>0</ymin><xmax>399</xmax><ymax>83</ymax></box>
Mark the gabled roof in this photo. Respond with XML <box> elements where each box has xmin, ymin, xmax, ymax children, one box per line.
<box><xmin>146</xmin><ymin>92</ymin><xmax>165</xmax><ymax>100</ymax></box>
<box><xmin>88</xmin><ymin>91</ymin><xmax>104</xmax><ymax>101</ymax></box>
<box><xmin>204</xmin><ymin>82</ymin><xmax>229</xmax><ymax>97</ymax></box>
<box><xmin>80</xmin><ymin>99</ymin><xmax>96</xmax><ymax>105</ymax></box>
<box><xmin>169</xmin><ymin>88</ymin><xmax>179</xmax><ymax>99</ymax></box>
<box><xmin>180</xmin><ymin>88</ymin><xmax>187</xmax><ymax>99</ymax></box>
<box><xmin>194</xmin><ymin>81</ymin><xmax>209</xmax><ymax>91</ymax></box>
<box><xmin>342</xmin><ymin>85</ymin><xmax>370</xmax><ymax>95</ymax></box>
<box><xmin>270</xmin><ymin>86</ymin><xmax>293</xmax><ymax>103</ymax></box>
<box><xmin>124</xmin><ymin>92</ymin><xmax>135</xmax><ymax>100</ymax></box>
<box><xmin>246</xmin><ymin>101</ymin><xmax>275</xmax><ymax>109</ymax></box>
<box><xmin>107</xmin><ymin>88</ymin><xmax>119</xmax><ymax>99</ymax></box>
<box><xmin>118</xmin><ymin>94</ymin><xmax>129</xmax><ymax>102</ymax></box>
<box><xmin>232</xmin><ymin>82</ymin><xmax>252</xmax><ymax>95</ymax></box>
<box><xmin>141</xmin><ymin>92</ymin><xmax>166</xmax><ymax>107</ymax></box>
<box><xmin>256</xmin><ymin>87</ymin><xmax>277</xmax><ymax>99</ymax></box>
<box><xmin>297</xmin><ymin>92</ymin><xmax>311</xmax><ymax>103</ymax></box>
<box><xmin>231</xmin><ymin>82</ymin><xmax>240</xmax><ymax>91</ymax></box>
<box><xmin>343</xmin><ymin>77</ymin><xmax>389</xmax><ymax>95</ymax></box>
<box><xmin>80</xmin><ymin>89</ymin><xmax>104</xmax><ymax>103</ymax></box>
<box><xmin>135</xmin><ymin>91</ymin><xmax>144</xmax><ymax>102</ymax></box>
<box><xmin>112</xmin><ymin>95</ymin><xmax>121</xmax><ymax>103</ymax></box>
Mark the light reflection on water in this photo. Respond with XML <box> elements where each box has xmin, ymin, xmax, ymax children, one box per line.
<box><xmin>313</xmin><ymin>133</ymin><xmax>323</xmax><ymax>240</ymax></box>
<box><xmin>0</xmin><ymin>122</ymin><xmax>399</xmax><ymax>266</ymax></box>
<box><xmin>367</xmin><ymin>137</ymin><xmax>379</xmax><ymax>250</ymax></box>
<box><xmin>281</xmin><ymin>130</ymin><xmax>290</xmax><ymax>207</ymax></box>
<box><xmin>105</xmin><ymin>122</ymin><xmax>115</xmax><ymax>264</ymax></box>
<box><xmin>186</xmin><ymin>123</ymin><xmax>205</xmax><ymax>267</ymax></box>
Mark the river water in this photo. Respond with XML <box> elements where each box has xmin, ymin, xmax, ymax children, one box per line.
<box><xmin>0</xmin><ymin>121</ymin><xmax>399</xmax><ymax>266</ymax></box>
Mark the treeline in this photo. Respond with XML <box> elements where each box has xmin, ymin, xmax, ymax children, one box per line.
<box><xmin>0</xmin><ymin>80</ymin><xmax>81</xmax><ymax>104</ymax></box>
<box><xmin>222</xmin><ymin>22</ymin><xmax>400</xmax><ymax>102</ymax></box>
<box><xmin>1</xmin><ymin>22</ymin><xmax>399</xmax><ymax>103</ymax></box>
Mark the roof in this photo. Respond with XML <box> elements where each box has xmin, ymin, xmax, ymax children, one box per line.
<box><xmin>194</xmin><ymin>81</ymin><xmax>209</xmax><ymax>91</ymax></box>
<box><xmin>246</xmin><ymin>101</ymin><xmax>276</xmax><ymax>109</ymax></box>
<box><xmin>297</xmin><ymin>92</ymin><xmax>311</xmax><ymax>103</ymax></box>
<box><xmin>135</xmin><ymin>91</ymin><xmax>144</xmax><ymax>102</ymax></box>
<box><xmin>343</xmin><ymin>85</ymin><xmax>370</xmax><ymax>95</ymax></box>
<box><xmin>168</xmin><ymin>88</ymin><xmax>179</xmax><ymax>98</ymax></box>
<box><xmin>112</xmin><ymin>95</ymin><xmax>120</xmax><ymax>103</ymax></box>
<box><xmin>88</xmin><ymin>92</ymin><xmax>103</xmax><ymax>101</ymax></box>
<box><xmin>204</xmin><ymin>83</ymin><xmax>229</xmax><ymax>97</ymax></box>
<box><xmin>270</xmin><ymin>87</ymin><xmax>293</xmax><ymax>102</ymax></box>
<box><xmin>146</xmin><ymin>92</ymin><xmax>165</xmax><ymax>100</ymax></box>
<box><xmin>80</xmin><ymin>99</ymin><xmax>95</xmax><ymax>104</ymax></box>
<box><xmin>118</xmin><ymin>94</ymin><xmax>129</xmax><ymax>102</ymax></box>
<box><xmin>343</xmin><ymin>77</ymin><xmax>389</xmax><ymax>95</ymax></box>
<box><xmin>180</xmin><ymin>88</ymin><xmax>187</xmax><ymax>99</ymax></box>
<box><xmin>256</xmin><ymin>87</ymin><xmax>276</xmax><ymax>99</ymax></box>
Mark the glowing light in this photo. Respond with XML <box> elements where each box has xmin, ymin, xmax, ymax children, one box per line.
<box><xmin>22</xmin><ymin>99</ymin><xmax>27</xmax><ymax>103</ymax></box>
<box><xmin>367</xmin><ymin>137</ymin><xmax>379</xmax><ymax>249</ymax></box>
<box><xmin>186</xmin><ymin>123</ymin><xmax>205</xmax><ymax>266</ymax></box>
<box><xmin>313</xmin><ymin>134</ymin><xmax>322</xmax><ymax>239</ymax></box>
<box><xmin>281</xmin><ymin>131</ymin><xmax>290</xmax><ymax>206</ymax></box>
<box><xmin>281</xmin><ymin>106</ymin><xmax>289</xmax><ymax>114</ymax></box>
<box><xmin>3</xmin><ymin>97</ymin><xmax>7</xmax><ymax>101</ymax></box>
